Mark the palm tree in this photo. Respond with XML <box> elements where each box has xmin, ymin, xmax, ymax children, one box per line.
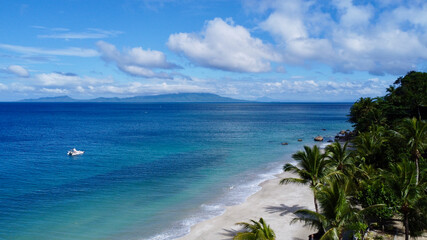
<box><xmin>385</xmin><ymin>159</ymin><xmax>424</xmax><ymax>240</ymax></box>
<box><xmin>353</xmin><ymin>125</ymin><xmax>388</xmax><ymax>167</ymax></box>
<box><xmin>395</xmin><ymin>117</ymin><xmax>427</xmax><ymax>184</ymax></box>
<box><xmin>233</xmin><ymin>218</ymin><xmax>275</xmax><ymax>240</ymax></box>
<box><xmin>291</xmin><ymin>180</ymin><xmax>382</xmax><ymax>240</ymax></box>
<box><xmin>325</xmin><ymin>141</ymin><xmax>353</xmax><ymax>174</ymax></box>
<box><xmin>280</xmin><ymin>145</ymin><xmax>329</xmax><ymax>213</ymax></box>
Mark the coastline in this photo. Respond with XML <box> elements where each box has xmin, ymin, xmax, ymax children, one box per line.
<box><xmin>176</xmin><ymin>172</ymin><xmax>315</xmax><ymax>240</ymax></box>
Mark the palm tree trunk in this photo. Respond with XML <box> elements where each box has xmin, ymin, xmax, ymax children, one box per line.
<box><xmin>313</xmin><ymin>194</ymin><xmax>319</xmax><ymax>214</ymax></box>
<box><xmin>415</xmin><ymin>157</ymin><xmax>419</xmax><ymax>185</ymax></box>
<box><xmin>404</xmin><ymin>212</ymin><xmax>409</xmax><ymax>240</ymax></box>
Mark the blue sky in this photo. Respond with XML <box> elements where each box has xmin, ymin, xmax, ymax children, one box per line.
<box><xmin>0</xmin><ymin>0</ymin><xmax>426</xmax><ymax>101</ymax></box>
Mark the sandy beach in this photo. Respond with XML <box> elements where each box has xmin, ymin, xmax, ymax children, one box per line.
<box><xmin>177</xmin><ymin>172</ymin><xmax>315</xmax><ymax>240</ymax></box>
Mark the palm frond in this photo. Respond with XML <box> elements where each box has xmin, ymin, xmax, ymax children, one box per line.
<box><xmin>279</xmin><ymin>177</ymin><xmax>307</xmax><ymax>185</ymax></box>
<box><xmin>319</xmin><ymin>227</ymin><xmax>339</xmax><ymax>240</ymax></box>
<box><xmin>233</xmin><ymin>232</ymin><xmax>256</xmax><ymax>240</ymax></box>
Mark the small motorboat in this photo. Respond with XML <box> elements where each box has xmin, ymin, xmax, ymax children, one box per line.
<box><xmin>68</xmin><ymin>148</ymin><xmax>84</xmax><ymax>156</ymax></box>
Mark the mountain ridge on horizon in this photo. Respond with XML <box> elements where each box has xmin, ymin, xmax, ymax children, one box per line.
<box><xmin>17</xmin><ymin>93</ymin><xmax>248</xmax><ymax>103</ymax></box>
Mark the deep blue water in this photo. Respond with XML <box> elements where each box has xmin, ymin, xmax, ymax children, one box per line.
<box><xmin>0</xmin><ymin>103</ymin><xmax>352</xmax><ymax>240</ymax></box>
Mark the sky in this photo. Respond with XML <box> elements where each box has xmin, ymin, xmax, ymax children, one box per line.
<box><xmin>0</xmin><ymin>0</ymin><xmax>426</xmax><ymax>102</ymax></box>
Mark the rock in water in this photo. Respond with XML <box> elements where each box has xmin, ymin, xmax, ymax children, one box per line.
<box><xmin>314</xmin><ymin>136</ymin><xmax>324</xmax><ymax>141</ymax></box>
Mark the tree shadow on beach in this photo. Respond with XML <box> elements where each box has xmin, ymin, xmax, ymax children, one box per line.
<box><xmin>219</xmin><ymin>227</ymin><xmax>242</xmax><ymax>240</ymax></box>
<box><xmin>264</xmin><ymin>203</ymin><xmax>305</xmax><ymax>216</ymax></box>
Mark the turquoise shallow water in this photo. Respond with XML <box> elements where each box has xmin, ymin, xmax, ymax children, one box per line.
<box><xmin>0</xmin><ymin>103</ymin><xmax>352</xmax><ymax>240</ymax></box>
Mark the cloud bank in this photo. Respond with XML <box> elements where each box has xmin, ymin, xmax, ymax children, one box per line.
<box><xmin>250</xmin><ymin>0</ymin><xmax>427</xmax><ymax>75</ymax></box>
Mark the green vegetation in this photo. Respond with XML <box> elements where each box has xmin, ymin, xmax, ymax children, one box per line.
<box><xmin>233</xmin><ymin>218</ymin><xmax>276</xmax><ymax>240</ymax></box>
<box><xmin>288</xmin><ymin>72</ymin><xmax>426</xmax><ymax>239</ymax></box>
<box><xmin>280</xmin><ymin>145</ymin><xmax>330</xmax><ymax>213</ymax></box>
<box><xmin>232</xmin><ymin>71</ymin><xmax>425</xmax><ymax>240</ymax></box>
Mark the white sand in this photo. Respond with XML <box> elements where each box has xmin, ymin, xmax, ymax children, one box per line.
<box><xmin>177</xmin><ymin>172</ymin><xmax>315</xmax><ymax>240</ymax></box>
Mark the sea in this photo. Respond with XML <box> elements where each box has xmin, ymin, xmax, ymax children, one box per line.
<box><xmin>0</xmin><ymin>102</ymin><xmax>352</xmax><ymax>240</ymax></box>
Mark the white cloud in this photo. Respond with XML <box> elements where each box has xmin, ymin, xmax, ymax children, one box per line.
<box><xmin>92</xmin><ymin>81</ymin><xmax>210</xmax><ymax>95</ymax></box>
<box><xmin>259</xmin><ymin>2</ymin><xmax>308</xmax><ymax>42</ymax></box>
<box><xmin>0</xmin><ymin>83</ymin><xmax>8</xmax><ymax>90</ymax></box>
<box><xmin>258</xmin><ymin>77</ymin><xmax>389</xmax><ymax>98</ymax></box>
<box><xmin>4</xmin><ymin>71</ymin><xmax>209</xmax><ymax>98</ymax></box>
<box><xmin>167</xmin><ymin>18</ymin><xmax>281</xmax><ymax>73</ymax></box>
<box><xmin>35</xmin><ymin>72</ymin><xmax>113</xmax><ymax>87</ymax></box>
<box><xmin>10</xmin><ymin>83</ymin><xmax>35</xmax><ymax>92</ymax></box>
<box><xmin>252</xmin><ymin>0</ymin><xmax>427</xmax><ymax>75</ymax></box>
<box><xmin>40</xmin><ymin>88</ymin><xmax>69</xmax><ymax>94</ymax></box>
<box><xmin>0</xmin><ymin>43</ymin><xmax>98</xmax><ymax>57</ymax></box>
<box><xmin>38</xmin><ymin>28</ymin><xmax>122</xmax><ymax>39</ymax></box>
<box><xmin>97</xmin><ymin>41</ymin><xmax>178</xmax><ymax>78</ymax></box>
<box><xmin>7</xmin><ymin>65</ymin><xmax>29</xmax><ymax>77</ymax></box>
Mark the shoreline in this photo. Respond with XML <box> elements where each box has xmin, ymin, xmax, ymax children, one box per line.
<box><xmin>175</xmin><ymin>172</ymin><xmax>315</xmax><ymax>240</ymax></box>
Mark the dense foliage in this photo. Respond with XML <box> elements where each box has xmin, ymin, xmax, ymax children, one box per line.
<box><xmin>350</xmin><ymin>71</ymin><xmax>427</xmax><ymax>132</ymax></box>
<box><xmin>233</xmin><ymin>72</ymin><xmax>426</xmax><ymax>240</ymax></box>
<box><xmin>290</xmin><ymin>72</ymin><xmax>426</xmax><ymax>239</ymax></box>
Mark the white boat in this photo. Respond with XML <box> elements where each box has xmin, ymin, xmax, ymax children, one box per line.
<box><xmin>67</xmin><ymin>148</ymin><xmax>84</xmax><ymax>156</ymax></box>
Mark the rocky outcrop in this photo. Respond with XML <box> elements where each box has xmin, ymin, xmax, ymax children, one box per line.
<box><xmin>335</xmin><ymin>130</ymin><xmax>355</xmax><ymax>141</ymax></box>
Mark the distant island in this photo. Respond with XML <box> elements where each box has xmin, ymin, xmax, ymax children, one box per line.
<box><xmin>18</xmin><ymin>93</ymin><xmax>247</xmax><ymax>103</ymax></box>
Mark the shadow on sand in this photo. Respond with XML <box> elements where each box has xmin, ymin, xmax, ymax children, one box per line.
<box><xmin>219</xmin><ymin>228</ymin><xmax>243</xmax><ymax>240</ymax></box>
<box><xmin>265</xmin><ymin>203</ymin><xmax>306</xmax><ymax>216</ymax></box>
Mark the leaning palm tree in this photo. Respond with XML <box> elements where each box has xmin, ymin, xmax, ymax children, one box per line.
<box><xmin>385</xmin><ymin>158</ymin><xmax>425</xmax><ymax>240</ymax></box>
<box><xmin>233</xmin><ymin>218</ymin><xmax>275</xmax><ymax>240</ymax></box>
<box><xmin>394</xmin><ymin>117</ymin><xmax>427</xmax><ymax>184</ymax></box>
<box><xmin>280</xmin><ymin>145</ymin><xmax>329</xmax><ymax>213</ymax></box>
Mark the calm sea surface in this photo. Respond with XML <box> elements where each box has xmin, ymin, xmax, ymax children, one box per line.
<box><xmin>0</xmin><ymin>103</ymin><xmax>352</xmax><ymax>240</ymax></box>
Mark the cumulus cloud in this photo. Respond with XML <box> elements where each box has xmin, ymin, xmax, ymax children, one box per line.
<box><xmin>167</xmin><ymin>18</ymin><xmax>281</xmax><ymax>72</ymax></box>
<box><xmin>251</xmin><ymin>0</ymin><xmax>427</xmax><ymax>75</ymax></box>
<box><xmin>7</xmin><ymin>65</ymin><xmax>29</xmax><ymax>77</ymax></box>
<box><xmin>0</xmin><ymin>43</ymin><xmax>98</xmax><ymax>57</ymax></box>
<box><xmin>97</xmin><ymin>41</ymin><xmax>178</xmax><ymax>78</ymax></box>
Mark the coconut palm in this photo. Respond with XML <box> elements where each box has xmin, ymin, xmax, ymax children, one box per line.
<box><xmin>291</xmin><ymin>179</ymin><xmax>382</xmax><ymax>240</ymax></box>
<box><xmin>325</xmin><ymin>141</ymin><xmax>354</xmax><ymax>174</ymax></box>
<box><xmin>385</xmin><ymin>159</ymin><xmax>425</xmax><ymax>240</ymax></box>
<box><xmin>233</xmin><ymin>218</ymin><xmax>275</xmax><ymax>240</ymax></box>
<box><xmin>280</xmin><ymin>145</ymin><xmax>329</xmax><ymax>213</ymax></box>
<box><xmin>353</xmin><ymin>125</ymin><xmax>388</xmax><ymax>167</ymax></box>
<box><xmin>395</xmin><ymin>117</ymin><xmax>427</xmax><ymax>184</ymax></box>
